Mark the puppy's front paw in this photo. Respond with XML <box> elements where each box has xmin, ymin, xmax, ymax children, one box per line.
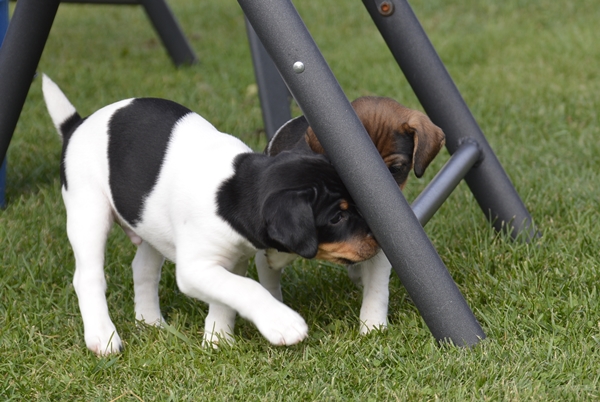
<box><xmin>254</xmin><ymin>304</ymin><xmax>308</xmax><ymax>346</ymax></box>
<box><xmin>85</xmin><ymin>325</ymin><xmax>123</xmax><ymax>356</ymax></box>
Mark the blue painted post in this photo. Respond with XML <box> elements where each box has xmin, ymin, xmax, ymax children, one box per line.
<box><xmin>0</xmin><ymin>0</ymin><xmax>8</xmax><ymax>208</ymax></box>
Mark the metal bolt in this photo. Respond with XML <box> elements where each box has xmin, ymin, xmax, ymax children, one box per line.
<box><xmin>293</xmin><ymin>61</ymin><xmax>305</xmax><ymax>73</ymax></box>
<box><xmin>378</xmin><ymin>1</ymin><xmax>394</xmax><ymax>16</ymax></box>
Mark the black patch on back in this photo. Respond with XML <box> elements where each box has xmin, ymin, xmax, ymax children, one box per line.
<box><xmin>108</xmin><ymin>98</ymin><xmax>192</xmax><ymax>225</ymax></box>
<box><xmin>60</xmin><ymin>112</ymin><xmax>85</xmax><ymax>190</ymax></box>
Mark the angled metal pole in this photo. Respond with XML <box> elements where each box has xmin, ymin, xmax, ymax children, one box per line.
<box><xmin>0</xmin><ymin>0</ymin><xmax>60</xmax><ymax>168</ymax></box>
<box><xmin>60</xmin><ymin>0</ymin><xmax>199</xmax><ymax>66</ymax></box>
<box><xmin>239</xmin><ymin>0</ymin><xmax>485</xmax><ymax>346</ymax></box>
<box><xmin>0</xmin><ymin>0</ymin><xmax>8</xmax><ymax>208</ymax></box>
<box><xmin>140</xmin><ymin>0</ymin><xmax>197</xmax><ymax>66</ymax></box>
<box><xmin>363</xmin><ymin>0</ymin><xmax>538</xmax><ymax>241</ymax></box>
<box><xmin>244</xmin><ymin>19</ymin><xmax>292</xmax><ymax>140</ymax></box>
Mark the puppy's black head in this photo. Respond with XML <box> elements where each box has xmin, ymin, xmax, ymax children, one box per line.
<box><xmin>261</xmin><ymin>153</ymin><xmax>379</xmax><ymax>264</ymax></box>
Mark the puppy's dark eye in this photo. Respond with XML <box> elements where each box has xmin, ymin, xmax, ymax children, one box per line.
<box><xmin>330</xmin><ymin>211</ymin><xmax>348</xmax><ymax>225</ymax></box>
<box><xmin>389</xmin><ymin>165</ymin><xmax>403</xmax><ymax>174</ymax></box>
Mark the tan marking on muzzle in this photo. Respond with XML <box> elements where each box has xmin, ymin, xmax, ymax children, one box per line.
<box><xmin>315</xmin><ymin>236</ymin><xmax>379</xmax><ymax>265</ymax></box>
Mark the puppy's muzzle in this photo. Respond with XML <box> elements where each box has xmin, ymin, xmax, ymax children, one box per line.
<box><xmin>315</xmin><ymin>234</ymin><xmax>379</xmax><ymax>265</ymax></box>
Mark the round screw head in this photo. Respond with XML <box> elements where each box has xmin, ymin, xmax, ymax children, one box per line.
<box><xmin>378</xmin><ymin>1</ymin><xmax>394</xmax><ymax>16</ymax></box>
<box><xmin>293</xmin><ymin>61</ymin><xmax>305</xmax><ymax>73</ymax></box>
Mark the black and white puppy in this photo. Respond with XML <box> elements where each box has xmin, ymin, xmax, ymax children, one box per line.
<box><xmin>42</xmin><ymin>75</ymin><xmax>379</xmax><ymax>355</ymax></box>
<box><xmin>257</xmin><ymin>96</ymin><xmax>445</xmax><ymax>335</ymax></box>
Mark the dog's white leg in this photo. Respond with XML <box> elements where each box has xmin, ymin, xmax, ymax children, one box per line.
<box><xmin>202</xmin><ymin>259</ymin><xmax>248</xmax><ymax>347</ymax></box>
<box><xmin>255</xmin><ymin>250</ymin><xmax>283</xmax><ymax>302</ymax></box>
<box><xmin>352</xmin><ymin>249</ymin><xmax>391</xmax><ymax>334</ymax></box>
<box><xmin>65</xmin><ymin>194</ymin><xmax>122</xmax><ymax>355</ymax></box>
<box><xmin>176</xmin><ymin>257</ymin><xmax>307</xmax><ymax>346</ymax></box>
<box><xmin>132</xmin><ymin>240</ymin><xmax>166</xmax><ymax>326</ymax></box>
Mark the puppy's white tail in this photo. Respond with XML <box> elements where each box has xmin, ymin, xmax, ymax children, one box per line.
<box><xmin>42</xmin><ymin>74</ymin><xmax>81</xmax><ymax>139</ymax></box>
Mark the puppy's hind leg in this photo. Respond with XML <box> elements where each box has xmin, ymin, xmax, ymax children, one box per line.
<box><xmin>132</xmin><ymin>241</ymin><xmax>166</xmax><ymax>326</ymax></box>
<box><xmin>64</xmin><ymin>192</ymin><xmax>122</xmax><ymax>355</ymax></box>
<box><xmin>203</xmin><ymin>259</ymin><xmax>248</xmax><ymax>347</ymax></box>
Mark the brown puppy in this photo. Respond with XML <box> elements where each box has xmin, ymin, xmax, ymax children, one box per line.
<box><xmin>259</xmin><ymin>96</ymin><xmax>446</xmax><ymax>335</ymax></box>
<box><xmin>266</xmin><ymin>96</ymin><xmax>445</xmax><ymax>189</ymax></box>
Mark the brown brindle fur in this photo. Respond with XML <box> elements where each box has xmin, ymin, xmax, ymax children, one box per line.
<box><xmin>305</xmin><ymin>96</ymin><xmax>445</xmax><ymax>189</ymax></box>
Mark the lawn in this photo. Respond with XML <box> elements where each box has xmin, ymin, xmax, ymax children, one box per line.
<box><xmin>1</xmin><ymin>0</ymin><xmax>600</xmax><ymax>400</ymax></box>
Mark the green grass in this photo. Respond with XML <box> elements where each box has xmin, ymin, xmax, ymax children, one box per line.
<box><xmin>2</xmin><ymin>0</ymin><xmax>600</xmax><ymax>399</ymax></box>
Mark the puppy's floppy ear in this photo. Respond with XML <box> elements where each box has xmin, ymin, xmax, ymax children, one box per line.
<box><xmin>305</xmin><ymin>126</ymin><xmax>326</xmax><ymax>155</ymax></box>
<box><xmin>262</xmin><ymin>188</ymin><xmax>318</xmax><ymax>259</ymax></box>
<box><xmin>349</xmin><ymin>96</ymin><xmax>445</xmax><ymax>179</ymax></box>
<box><xmin>405</xmin><ymin>114</ymin><xmax>446</xmax><ymax>178</ymax></box>
<box><xmin>266</xmin><ymin>116</ymin><xmax>312</xmax><ymax>156</ymax></box>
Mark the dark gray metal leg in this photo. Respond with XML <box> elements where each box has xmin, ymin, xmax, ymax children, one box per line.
<box><xmin>140</xmin><ymin>0</ymin><xmax>197</xmax><ymax>66</ymax></box>
<box><xmin>0</xmin><ymin>159</ymin><xmax>5</xmax><ymax>209</ymax></box>
<box><xmin>0</xmin><ymin>0</ymin><xmax>60</xmax><ymax>168</ymax></box>
<box><xmin>244</xmin><ymin>19</ymin><xmax>292</xmax><ymax>140</ymax></box>
<box><xmin>60</xmin><ymin>0</ymin><xmax>139</xmax><ymax>3</ymax></box>
<box><xmin>0</xmin><ymin>0</ymin><xmax>196</xmax><ymax>207</ymax></box>
<box><xmin>0</xmin><ymin>0</ymin><xmax>8</xmax><ymax>208</ymax></box>
<box><xmin>239</xmin><ymin>0</ymin><xmax>485</xmax><ymax>346</ymax></box>
<box><xmin>363</xmin><ymin>0</ymin><xmax>537</xmax><ymax>241</ymax></box>
<box><xmin>60</xmin><ymin>0</ymin><xmax>198</xmax><ymax>66</ymax></box>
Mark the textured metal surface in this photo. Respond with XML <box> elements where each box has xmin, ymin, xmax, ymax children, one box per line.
<box><xmin>239</xmin><ymin>0</ymin><xmax>485</xmax><ymax>346</ymax></box>
<box><xmin>412</xmin><ymin>140</ymin><xmax>482</xmax><ymax>227</ymax></box>
<box><xmin>0</xmin><ymin>0</ymin><xmax>60</xmax><ymax>169</ymax></box>
<box><xmin>245</xmin><ymin>19</ymin><xmax>292</xmax><ymax>140</ymax></box>
<box><xmin>363</xmin><ymin>0</ymin><xmax>537</xmax><ymax>241</ymax></box>
<box><xmin>0</xmin><ymin>0</ymin><xmax>8</xmax><ymax>208</ymax></box>
<box><xmin>141</xmin><ymin>0</ymin><xmax>197</xmax><ymax>66</ymax></box>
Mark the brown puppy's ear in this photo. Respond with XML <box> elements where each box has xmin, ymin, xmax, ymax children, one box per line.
<box><xmin>262</xmin><ymin>189</ymin><xmax>318</xmax><ymax>259</ymax></box>
<box><xmin>405</xmin><ymin>112</ymin><xmax>445</xmax><ymax>178</ymax></box>
<box><xmin>352</xmin><ymin>96</ymin><xmax>445</xmax><ymax>179</ymax></box>
<box><xmin>304</xmin><ymin>126</ymin><xmax>325</xmax><ymax>155</ymax></box>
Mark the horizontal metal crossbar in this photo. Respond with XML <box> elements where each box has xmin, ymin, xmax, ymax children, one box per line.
<box><xmin>412</xmin><ymin>139</ymin><xmax>482</xmax><ymax>227</ymax></box>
